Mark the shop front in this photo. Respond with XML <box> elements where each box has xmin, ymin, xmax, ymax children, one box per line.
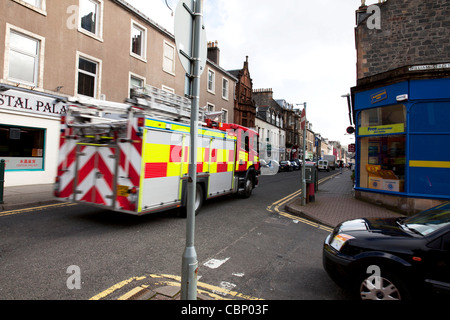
<box><xmin>353</xmin><ymin>76</ymin><xmax>450</xmax><ymax>214</ymax></box>
<box><xmin>0</xmin><ymin>85</ymin><xmax>68</xmax><ymax>186</ymax></box>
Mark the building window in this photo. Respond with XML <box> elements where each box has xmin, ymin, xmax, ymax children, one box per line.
<box><xmin>163</xmin><ymin>41</ymin><xmax>175</xmax><ymax>74</ymax></box>
<box><xmin>8</xmin><ymin>30</ymin><xmax>41</xmax><ymax>86</ymax></box>
<box><xmin>131</xmin><ymin>21</ymin><xmax>146</xmax><ymax>59</ymax></box>
<box><xmin>358</xmin><ymin>135</ymin><xmax>406</xmax><ymax>192</ymax></box>
<box><xmin>221</xmin><ymin>108</ymin><xmax>228</xmax><ymax>123</ymax></box>
<box><xmin>357</xmin><ymin>104</ymin><xmax>406</xmax><ymax>193</ymax></box>
<box><xmin>12</xmin><ymin>0</ymin><xmax>46</xmax><ymax>14</ymax></box>
<box><xmin>207</xmin><ymin>69</ymin><xmax>215</xmax><ymax>93</ymax></box>
<box><xmin>222</xmin><ymin>78</ymin><xmax>229</xmax><ymax>100</ymax></box>
<box><xmin>22</xmin><ymin>0</ymin><xmax>41</xmax><ymax>7</ymax></box>
<box><xmin>129</xmin><ymin>75</ymin><xmax>144</xmax><ymax>97</ymax></box>
<box><xmin>79</xmin><ymin>0</ymin><xmax>103</xmax><ymax>39</ymax></box>
<box><xmin>77</xmin><ymin>55</ymin><xmax>99</xmax><ymax>98</ymax></box>
<box><xmin>0</xmin><ymin>125</ymin><xmax>45</xmax><ymax>171</ymax></box>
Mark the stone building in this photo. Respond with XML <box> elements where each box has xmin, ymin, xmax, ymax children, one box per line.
<box><xmin>351</xmin><ymin>0</ymin><xmax>450</xmax><ymax>214</ymax></box>
<box><xmin>227</xmin><ymin>56</ymin><xmax>257</xmax><ymax>129</ymax></box>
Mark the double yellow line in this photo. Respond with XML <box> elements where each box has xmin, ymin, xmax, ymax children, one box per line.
<box><xmin>266</xmin><ymin>174</ymin><xmax>339</xmax><ymax>233</ymax></box>
<box><xmin>0</xmin><ymin>202</ymin><xmax>77</xmax><ymax>218</ymax></box>
<box><xmin>91</xmin><ymin>273</ymin><xmax>263</xmax><ymax>301</ymax></box>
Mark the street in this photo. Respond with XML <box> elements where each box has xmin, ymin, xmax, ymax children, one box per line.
<box><xmin>0</xmin><ymin>169</ymin><xmax>350</xmax><ymax>300</ymax></box>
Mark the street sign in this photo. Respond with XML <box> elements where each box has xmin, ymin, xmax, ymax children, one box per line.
<box><xmin>174</xmin><ymin>0</ymin><xmax>207</xmax><ymax>76</ymax></box>
<box><xmin>348</xmin><ymin>143</ymin><xmax>356</xmax><ymax>153</ymax></box>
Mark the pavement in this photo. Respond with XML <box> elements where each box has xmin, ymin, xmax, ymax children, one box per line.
<box><xmin>0</xmin><ymin>168</ymin><xmax>403</xmax><ymax>300</ymax></box>
<box><xmin>285</xmin><ymin>169</ymin><xmax>403</xmax><ymax>228</ymax></box>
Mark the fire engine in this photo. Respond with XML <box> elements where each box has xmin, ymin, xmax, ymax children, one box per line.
<box><xmin>54</xmin><ymin>85</ymin><xmax>260</xmax><ymax>216</ymax></box>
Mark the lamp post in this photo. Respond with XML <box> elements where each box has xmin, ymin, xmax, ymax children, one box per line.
<box><xmin>296</xmin><ymin>102</ymin><xmax>307</xmax><ymax>206</ymax></box>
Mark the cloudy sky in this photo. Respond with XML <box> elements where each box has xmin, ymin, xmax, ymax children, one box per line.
<box><xmin>125</xmin><ymin>0</ymin><xmax>367</xmax><ymax>147</ymax></box>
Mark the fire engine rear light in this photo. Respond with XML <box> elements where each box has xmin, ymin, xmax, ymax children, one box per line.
<box><xmin>137</xmin><ymin>117</ymin><xmax>145</xmax><ymax>127</ymax></box>
<box><xmin>129</xmin><ymin>187</ymin><xmax>139</xmax><ymax>210</ymax></box>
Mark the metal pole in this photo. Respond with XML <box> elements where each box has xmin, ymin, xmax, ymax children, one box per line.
<box><xmin>301</xmin><ymin>103</ymin><xmax>307</xmax><ymax>206</ymax></box>
<box><xmin>181</xmin><ymin>0</ymin><xmax>203</xmax><ymax>301</ymax></box>
<box><xmin>0</xmin><ymin>159</ymin><xmax>5</xmax><ymax>204</ymax></box>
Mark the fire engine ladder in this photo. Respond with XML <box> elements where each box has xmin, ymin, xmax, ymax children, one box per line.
<box><xmin>128</xmin><ymin>85</ymin><xmax>203</xmax><ymax>123</ymax></box>
<box><xmin>66</xmin><ymin>97</ymin><xmax>132</xmax><ymax>137</ymax></box>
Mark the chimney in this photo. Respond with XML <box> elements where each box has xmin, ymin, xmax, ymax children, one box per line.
<box><xmin>207</xmin><ymin>40</ymin><xmax>220</xmax><ymax>65</ymax></box>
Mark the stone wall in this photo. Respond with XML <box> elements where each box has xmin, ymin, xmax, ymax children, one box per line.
<box><xmin>355</xmin><ymin>0</ymin><xmax>450</xmax><ymax>79</ymax></box>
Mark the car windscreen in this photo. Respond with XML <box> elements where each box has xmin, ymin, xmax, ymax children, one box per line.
<box><xmin>403</xmin><ymin>202</ymin><xmax>450</xmax><ymax>236</ymax></box>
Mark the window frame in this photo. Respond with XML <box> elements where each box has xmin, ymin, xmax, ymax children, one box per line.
<box><xmin>222</xmin><ymin>77</ymin><xmax>229</xmax><ymax>100</ymax></box>
<box><xmin>163</xmin><ymin>40</ymin><xmax>175</xmax><ymax>75</ymax></box>
<box><xmin>75</xmin><ymin>52</ymin><xmax>102</xmax><ymax>98</ymax></box>
<box><xmin>129</xmin><ymin>73</ymin><xmax>145</xmax><ymax>98</ymax></box>
<box><xmin>4</xmin><ymin>24</ymin><xmax>45</xmax><ymax>88</ymax></box>
<box><xmin>11</xmin><ymin>0</ymin><xmax>47</xmax><ymax>15</ymax></box>
<box><xmin>221</xmin><ymin>108</ymin><xmax>228</xmax><ymax>123</ymax></box>
<box><xmin>207</xmin><ymin>68</ymin><xmax>215</xmax><ymax>94</ymax></box>
<box><xmin>0</xmin><ymin>124</ymin><xmax>46</xmax><ymax>172</ymax></box>
<box><xmin>130</xmin><ymin>20</ymin><xmax>147</xmax><ymax>61</ymax></box>
<box><xmin>78</xmin><ymin>0</ymin><xmax>104</xmax><ymax>42</ymax></box>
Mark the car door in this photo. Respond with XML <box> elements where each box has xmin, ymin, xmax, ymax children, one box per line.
<box><xmin>425</xmin><ymin>231</ymin><xmax>450</xmax><ymax>293</ymax></box>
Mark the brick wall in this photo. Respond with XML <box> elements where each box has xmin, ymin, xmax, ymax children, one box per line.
<box><xmin>355</xmin><ymin>0</ymin><xmax>450</xmax><ymax>79</ymax></box>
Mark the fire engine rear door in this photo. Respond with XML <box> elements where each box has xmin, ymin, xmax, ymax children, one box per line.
<box><xmin>74</xmin><ymin>144</ymin><xmax>118</xmax><ymax>208</ymax></box>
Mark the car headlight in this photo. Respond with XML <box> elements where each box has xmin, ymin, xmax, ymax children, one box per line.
<box><xmin>329</xmin><ymin>233</ymin><xmax>354</xmax><ymax>252</ymax></box>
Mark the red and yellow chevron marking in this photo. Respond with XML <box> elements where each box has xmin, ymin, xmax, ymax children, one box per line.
<box><xmin>56</xmin><ymin>117</ymin><xmax>143</xmax><ymax>212</ymax></box>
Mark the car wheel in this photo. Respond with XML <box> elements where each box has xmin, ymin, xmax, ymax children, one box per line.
<box><xmin>357</xmin><ymin>271</ymin><xmax>411</xmax><ymax>300</ymax></box>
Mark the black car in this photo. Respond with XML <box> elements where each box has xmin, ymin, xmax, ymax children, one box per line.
<box><xmin>323</xmin><ymin>202</ymin><xmax>450</xmax><ymax>300</ymax></box>
<box><xmin>290</xmin><ymin>159</ymin><xmax>301</xmax><ymax>170</ymax></box>
<box><xmin>278</xmin><ymin>160</ymin><xmax>293</xmax><ymax>172</ymax></box>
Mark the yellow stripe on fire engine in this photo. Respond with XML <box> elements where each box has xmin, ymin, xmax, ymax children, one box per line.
<box><xmin>144</xmin><ymin>144</ymin><xmax>170</xmax><ymax>163</ymax></box>
<box><xmin>167</xmin><ymin>163</ymin><xmax>182</xmax><ymax>177</ymax></box>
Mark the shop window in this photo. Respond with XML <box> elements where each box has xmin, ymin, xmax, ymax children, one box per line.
<box><xmin>359</xmin><ymin>135</ymin><xmax>406</xmax><ymax>192</ymax></box>
<box><xmin>0</xmin><ymin>125</ymin><xmax>45</xmax><ymax>170</ymax></box>
<box><xmin>358</xmin><ymin>104</ymin><xmax>406</xmax><ymax>135</ymax></box>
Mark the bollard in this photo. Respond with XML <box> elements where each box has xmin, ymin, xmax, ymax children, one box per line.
<box><xmin>0</xmin><ymin>159</ymin><xmax>5</xmax><ymax>204</ymax></box>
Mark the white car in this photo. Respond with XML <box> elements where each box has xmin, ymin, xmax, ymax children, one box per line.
<box><xmin>318</xmin><ymin>160</ymin><xmax>330</xmax><ymax>172</ymax></box>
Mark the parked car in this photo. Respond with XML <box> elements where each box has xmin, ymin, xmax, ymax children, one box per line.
<box><xmin>323</xmin><ymin>202</ymin><xmax>450</xmax><ymax>300</ymax></box>
<box><xmin>318</xmin><ymin>160</ymin><xmax>330</xmax><ymax>172</ymax></box>
<box><xmin>290</xmin><ymin>159</ymin><xmax>301</xmax><ymax>170</ymax></box>
<box><xmin>278</xmin><ymin>160</ymin><xmax>293</xmax><ymax>172</ymax></box>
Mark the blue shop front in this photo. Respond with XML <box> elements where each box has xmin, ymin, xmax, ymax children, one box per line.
<box><xmin>353</xmin><ymin>76</ymin><xmax>450</xmax><ymax>214</ymax></box>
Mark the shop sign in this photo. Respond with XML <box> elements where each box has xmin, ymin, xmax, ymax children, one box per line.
<box><xmin>0</xmin><ymin>89</ymin><xmax>68</xmax><ymax>118</ymax></box>
<box><xmin>2</xmin><ymin>157</ymin><xmax>43</xmax><ymax>170</ymax></box>
<box><xmin>371</xmin><ymin>89</ymin><xmax>387</xmax><ymax>104</ymax></box>
<box><xmin>359</xmin><ymin>123</ymin><xmax>405</xmax><ymax>136</ymax></box>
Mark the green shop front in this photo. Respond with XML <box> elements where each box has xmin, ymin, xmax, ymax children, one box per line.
<box><xmin>352</xmin><ymin>73</ymin><xmax>450</xmax><ymax>214</ymax></box>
